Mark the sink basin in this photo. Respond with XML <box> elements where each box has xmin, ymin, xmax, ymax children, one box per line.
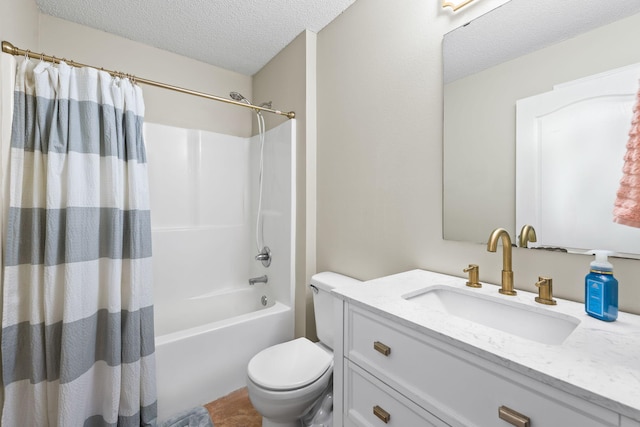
<box><xmin>403</xmin><ymin>286</ymin><xmax>580</xmax><ymax>345</ymax></box>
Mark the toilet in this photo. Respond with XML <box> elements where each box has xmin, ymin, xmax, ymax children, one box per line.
<box><xmin>246</xmin><ymin>272</ymin><xmax>361</xmax><ymax>427</ymax></box>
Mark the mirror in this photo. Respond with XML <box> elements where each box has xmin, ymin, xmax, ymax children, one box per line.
<box><xmin>443</xmin><ymin>0</ymin><xmax>640</xmax><ymax>257</ymax></box>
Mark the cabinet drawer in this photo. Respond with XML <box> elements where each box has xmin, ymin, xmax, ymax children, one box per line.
<box><xmin>346</xmin><ymin>306</ymin><xmax>619</xmax><ymax>427</ymax></box>
<box><xmin>344</xmin><ymin>360</ymin><xmax>449</xmax><ymax>427</ymax></box>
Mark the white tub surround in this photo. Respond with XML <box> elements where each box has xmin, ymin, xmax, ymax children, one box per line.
<box><xmin>145</xmin><ymin>120</ymin><xmax>296</xmax><ymax>310</ymax></box>
<box><xmin>332</xmin><ymin>269</ymin><xmax>640</xmax><ymax>426</ymax></box>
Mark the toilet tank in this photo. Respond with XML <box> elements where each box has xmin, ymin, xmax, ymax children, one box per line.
<box><xmin>311</xmin><ymin>272</ymin><xmax>362</xmax><ymax>350</ymax></box>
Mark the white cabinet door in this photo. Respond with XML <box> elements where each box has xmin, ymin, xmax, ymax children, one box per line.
<box><xmin>344</xmin><ymin>361</ymin><xmax>450</xmax><ymax>427</ymax></box>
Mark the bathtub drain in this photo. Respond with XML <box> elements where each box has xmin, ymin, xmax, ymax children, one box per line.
<box><xmin>261</xmin><ymin>295</ymin><xmax>268</xmax><ymax>306</ymax></box>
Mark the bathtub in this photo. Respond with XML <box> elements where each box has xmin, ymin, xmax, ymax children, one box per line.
<box><xmin>154</xmin><ymin>286</ymin><xmax>293</xmax><ymax>422</ymax></box>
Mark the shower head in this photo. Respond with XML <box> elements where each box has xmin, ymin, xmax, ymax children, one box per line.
<box><xmin>229</xmin><ymin>92</ymin><xmax>273</xmax><ymax>113</ymax></box>
<box><xmin>229</xmin><ymin>91</ymin><xmax>252</xmax><ymax>105</ymax></box>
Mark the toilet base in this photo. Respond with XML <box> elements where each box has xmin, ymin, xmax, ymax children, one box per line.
<box><xmin>262</xmin><ymin>418</ymin><xmax>301</xmax><ymax>427</ymax></box>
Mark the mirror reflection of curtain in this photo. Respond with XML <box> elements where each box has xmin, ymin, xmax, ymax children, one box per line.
<box><xmin>1</xmin><ymin>56</ymin><xmax>157</xmax><ymax>426</ymax></box>
<box><xmin>614</xmin><ymin>80</ymin><xmax>640</xmax><ymax>228</ymax></box>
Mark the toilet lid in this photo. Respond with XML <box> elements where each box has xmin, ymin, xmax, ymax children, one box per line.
<box><xmin>247</xmin><ymin>337</ymin><xmax>333</xmax><ymax>391</ymax></box>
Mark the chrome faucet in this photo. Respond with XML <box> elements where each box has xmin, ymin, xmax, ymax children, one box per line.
<box><xmin>487</xmin><ymin>228</ymin><xmax>516</xmax><ymax>296</ymax></box>
<box><xmin>518</xmin><ymin>224</ymin><xmax>537</xmax><ymax>248</ymax></box>
<box><xmin>255</xmin><ymin>246</ymin><xmax>271</xmax><ymax>267</ymax></box>
<box><xmin>249</xmin><ymin>275</ymin><xmax>268</xmax><ymax>285</ymax></box>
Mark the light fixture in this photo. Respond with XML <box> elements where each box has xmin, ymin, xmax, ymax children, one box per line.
<box><xmin>442</xmin><ymin>0</ymin><xmax>476</xmax><ymax>12</ymax></box>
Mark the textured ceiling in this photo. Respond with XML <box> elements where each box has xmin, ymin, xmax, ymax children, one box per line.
<box><xmin>35</xmin><ymin>0</ymin><xmax>356</xmax><ymax>76</ymax></box>
<box><xmin>444</xmin><ymin>0</ymin><xmax>640</xmax><ymax>84</ymax></box>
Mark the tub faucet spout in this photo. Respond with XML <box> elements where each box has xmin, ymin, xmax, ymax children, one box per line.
<box><xmin>249</xmin><ymin>275</ymin><xmax>268</xmax><ymax>285</ymax></box>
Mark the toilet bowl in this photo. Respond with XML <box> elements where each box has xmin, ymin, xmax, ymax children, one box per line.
<box><xmin>247</xmin><ymin>338</ymin><xmax>333</xmax><ymax>426</ymax></box>
<box><xmin>246</xmin><ymin>272</ymin><xmax>361</xmax><ymax>427</ymax></box>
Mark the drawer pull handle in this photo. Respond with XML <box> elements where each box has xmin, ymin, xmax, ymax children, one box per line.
<box><xmin>374</xmin><ymin>341</ymin><xmax>391</xmax><ymax>356</ymax></box>
<box><xmin>373</xmin><ymin>405</ymin><xmax>391</xmax><ymax>423</ymax></box>
<box><xmin>498</xmin><ymin>405</ymin><xmax>530</xmax><ymax>427</ymax></box>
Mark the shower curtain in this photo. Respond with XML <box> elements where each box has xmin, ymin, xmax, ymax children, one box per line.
<box><xmin>1</xmin><ymin>57</ymin><xmax>157</xmax><ymax>426</ymax></box>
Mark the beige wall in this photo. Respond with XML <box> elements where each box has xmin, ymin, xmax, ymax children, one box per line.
<box><xmin>253</xmin><ymin>30</ymin><xmax>318</xmax><ymax>338</ymax></box>
<box><xmin>316</xmin><ymin>0</ymin><xmax>640</xmax><ymax>315</ymax></box>
<box><xmin>0</xmin><ymin>0</ymin><xmax>39</xmax><ymax>49</ymax></box>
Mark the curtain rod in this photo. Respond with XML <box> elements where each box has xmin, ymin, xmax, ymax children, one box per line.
<box><xmin>1</xmin><ymin>41</ymin><xmax>295</xmax><ymax>120</ymax></box>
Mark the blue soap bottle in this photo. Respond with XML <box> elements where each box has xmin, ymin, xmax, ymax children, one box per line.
<box><xmin>585</xmin><ymin>250</ymin><xmax>618</xmax><ymax>322</ymax></box>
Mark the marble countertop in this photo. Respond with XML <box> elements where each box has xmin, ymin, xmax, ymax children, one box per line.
<box><xmin>333</xmin><ymin>269</ymin><xmax>640</xmax><ymax>422</ymax></box>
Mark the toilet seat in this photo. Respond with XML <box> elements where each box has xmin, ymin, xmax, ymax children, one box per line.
<box><xmin>247</xmin><ymin>337</ymin><xmax>333</xmax><ymax>391</ymax></box>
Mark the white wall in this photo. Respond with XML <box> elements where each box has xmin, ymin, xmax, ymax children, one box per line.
<box><xmin>316</xmin><ymin>0</ymin><xmax>640</xmax><ymax>315</ymax></box>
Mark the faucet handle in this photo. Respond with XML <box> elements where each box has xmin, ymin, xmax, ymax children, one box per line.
<box><xmin>463</xmin><ymin>264</ymin><xmax>482</xmax><ymax>288</ymax></box>
<box><xmin>534</xmin><ymin>276</ymin><xmax>556</xmax><ymax>305</ymax></box>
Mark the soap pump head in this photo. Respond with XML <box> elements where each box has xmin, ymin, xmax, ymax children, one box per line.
<box><xmin>589</xmin><ymin>250</ymin><xmax>613</xmax><ymax>273</ymax></box>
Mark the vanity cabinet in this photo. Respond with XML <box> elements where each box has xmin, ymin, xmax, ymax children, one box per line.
<box><xmin>336</xmin><ymin>303</ymin><xmax>625</xmax><ymax>427</ymax></box>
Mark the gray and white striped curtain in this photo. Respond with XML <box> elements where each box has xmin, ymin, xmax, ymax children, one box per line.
<box><xmin>2</xmin><ymin>57</ymin><xmax>157</xmax><ymax>426</ymax></box>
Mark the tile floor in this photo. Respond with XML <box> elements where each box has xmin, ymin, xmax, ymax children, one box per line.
<box><xmin>204</xmin><ymin>388</ymin><xmax>262</xmax><ymax>427</ymax></box>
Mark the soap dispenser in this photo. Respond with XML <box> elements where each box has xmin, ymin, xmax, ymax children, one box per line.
<box><xmin>585</xmin><ymin>250</ymin><xmax>618</xmax><ymax>322</ymax></box>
